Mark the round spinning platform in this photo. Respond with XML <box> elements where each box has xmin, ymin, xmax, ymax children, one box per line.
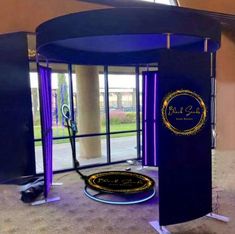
<box><xmin>83</xmin><ymin>171</ymin><xmax>156</xmax><ymax>205</ymax></box>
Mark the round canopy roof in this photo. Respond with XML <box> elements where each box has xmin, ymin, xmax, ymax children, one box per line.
<box><xmin>36</xmin><ymin>7</ymin><xmax>221</xmax><ymax>65</ymax></box>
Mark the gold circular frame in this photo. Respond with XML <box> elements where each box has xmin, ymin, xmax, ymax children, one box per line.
<box><xmin>87</xmin><ymin>171</ymin><xmax>155</xmax><ymax>194</ymax></box>
<box><xmin>161</xmin><ymin>90</ymin><xmax>207</xmax><ymax>135</ymax></box>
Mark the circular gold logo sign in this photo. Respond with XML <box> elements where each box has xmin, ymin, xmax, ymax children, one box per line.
<box><xmin>87</xmin><ymin>171</ymin><xmax>155</xmax><ymax>194</ymax></box>
<box><xmin>162</xmin><ymin>90</ymin><xmax>207</xmax><ymax>135</ymax></box>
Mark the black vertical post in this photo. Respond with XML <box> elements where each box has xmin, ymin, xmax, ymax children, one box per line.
<box><xmin>68</xmin><ymin>64</ymin><xmax>75</xmax><ymax>121</ymax></box>
<box><xmin>68</xmin><ymin>64</ymin><xmax>76</xmax><ymax>168</ymax></box>
<box><xmin>135</xmin><ymin>66</ymin><xmax>141</xmax><ymax>160</ymax></box>
<box><xmin>104</xmin><ymin>66</ymin><xmax>111</xmax><ymax>163</ymax></box>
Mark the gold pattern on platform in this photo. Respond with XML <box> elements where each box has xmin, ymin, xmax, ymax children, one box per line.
<box><xmin>161</xmin><ymin>89</ymin><xmax>207</xmax><ymax>135</ymax></box>
<box><xmin>87</xmin><ymin>171</ymin><xmax>154</xmax><ymax>194</ymax></box>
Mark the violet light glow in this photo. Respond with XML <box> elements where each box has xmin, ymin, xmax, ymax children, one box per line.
<box><xmin>144</xmin><ymin>74</ymin><xmax>148</xmax><ymax>165</ymax></box>
<box><xmin>142</xmin><ymin>71</ymin><xmax>158</xmax><ymax>167</ymax></box>
<box><xmin>38</xmin><ymin>66</ymin><xmax>53</xmax><ymax>198</ymax></box>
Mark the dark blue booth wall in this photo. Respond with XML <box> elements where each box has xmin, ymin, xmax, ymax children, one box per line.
<box><xmin>157</xmin><ymin>51</ymin><xmax>212</xmax><ymax>225</ymax></box>
<box><xmin>0</xmin><ymin>32</ymin><xmax>35</xmax><ymax>182</ymax></box>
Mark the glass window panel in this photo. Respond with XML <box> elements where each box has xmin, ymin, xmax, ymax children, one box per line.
<box><xmin>76</xmin><ymin>135</ymin><xmax>107</xmax><ymax>166</ymax></box>
<box><xmin>31</xmin><ymin>63</ymin><xmax>144</xmax><ymax>171</ymax></box>
<box><xmin>35</xmin><ymin>142</ymin><xmax>43</xmax><ymax>174</ymax></box>
<box><xmin>53</xmin><ymin>139</ymin><xmax>74</xmax><ymax>171</ymax></box>
<box><xmin>30</xmin><ymin>63</ymin><xmax>71</xmax><ymax>140</ymax></box>
<box><xmin>110</xmin><ymin>133</ymin><xmax>137</xmax><ymax>162</ymax></box>
<box><xmin>30</xmin><ymin>69</ymin><xmax>41</xmax><ymax>140</ymax></box>
<box><xmin>52</xmin><ymin>71</ymin><xmax>70</xmax><ymax>138</ymax></box>
<box><xmin>108</xmin><ymin>66</ymin><xmax>137</xmax><ymax>132</ymax></box>
<box><xmin>36</xmin><ymin>140</ymin><xmax>73</xmax><ymax>173</ymax></box>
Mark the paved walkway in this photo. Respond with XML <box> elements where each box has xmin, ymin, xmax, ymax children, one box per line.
<box><xmin>35</xmin><ymin>135</ymin><xmax>137</xmax><ymax>173</ymax></box>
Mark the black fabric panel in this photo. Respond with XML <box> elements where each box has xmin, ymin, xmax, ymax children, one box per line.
<box><xmin>158</xmin><ymin>51</ymin><xmax>212</xmax><ymax>225</ymax></box>
<box><xmin>37</xmin><ymin>8</ymin><xmax>220</xmax><ymax>45</ymax></box>
<box><xmin>38</xmin><ymin>44</ymin><xmax>165</xmax><ymax>65</ymax></box>
<box><xmin>0</xmin><ymin>32</ymin><xmax>35</xmax><ymax>183</ymax></box>
<box><xmin>36</xmin><ymin>7</ymin><xmax>220</xmax><ymax>64</ymax></box>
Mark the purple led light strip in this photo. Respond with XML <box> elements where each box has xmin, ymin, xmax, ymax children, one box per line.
<box><xmin>43</xmin><ymin>69</ymin><xmax>49</xmax><ymax>193</ymax></box>
<box><xmin>38</xmin><ymin>66</ymin><xmax>53</xmax><ymax>197</ymax></box>
<box><xmin>47</xmin><ymin>68</ymin><xmax>52</xmax><ymax>190</ymax></box>
<box><xmin>153</xmin><ymin>73</ymin><xmax>157</xmax><ymax>166</ymax></box>
<box><xmin>144</xmin><ymin>74</ymin><xmax>148</xmax><ymax>165</ymax></box>
<box><xmin>45</xmin><ymin>69</ymin><xmax>52</xmax><ymax>186</ymax></box>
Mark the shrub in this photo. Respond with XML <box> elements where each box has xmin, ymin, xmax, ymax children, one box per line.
<box><xmin>123</xmin><ymin>112</ymin><xmax>136</xmax><ymax>123</ymax></box>
<box><xmin>100</xmin><ymin>110</ymin><xmax>137</xmax><ymax>125</ymax></box>
<box><xmin>110</xmin><ymin>110</ymin><xmax>126</xmax><ymax>124</ymax></box>
<box><xmin>110</xmin><ymin>111</ymin><xmax>136</xmax><ymax>124</ymax></box>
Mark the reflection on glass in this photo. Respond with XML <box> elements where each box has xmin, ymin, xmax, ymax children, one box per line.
<box><xmin>111</xmin><ymin>133</ymin><xmax>137</xmax><ymax>162</ymax></box>
<box><xmin>76</xmin><ymin>136</ymin><xmax>107</xmax><ymax>166</ymax></box>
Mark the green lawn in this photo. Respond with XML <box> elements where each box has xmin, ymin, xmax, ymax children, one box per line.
<box><xmin>109</xmin><ymin>123</ymin><xmax>137</xmax><ymax>132</ymax></box>
<box><xmin>34</xmin><ymin>122</ymin><xmax>138</xmax><ymax>146</ymax></box>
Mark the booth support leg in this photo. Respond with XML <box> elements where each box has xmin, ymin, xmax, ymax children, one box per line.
<box><xmin>31</xmin><ymin>197</ymin><xmax>60</xmax><ymax>206</ymax></box>
<box><xmin>149</xmin><ymin>220</ymin><xmax>171</xmax><ymax>234</ymax></box>
<box><xmin>52</xmin><ymin>182</ymin><xmax>63</xmax><ymax>186</ymax></box>
<box><xmin>206</xmin><ymin>213</ymin><xmax>230</xmax><ymax>222</ymax></box>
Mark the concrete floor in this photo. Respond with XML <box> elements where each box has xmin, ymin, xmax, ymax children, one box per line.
<box><xmin>35</xmin><ymin>135</ymin><xmax>137</xmax><ymax>173</ymax></box>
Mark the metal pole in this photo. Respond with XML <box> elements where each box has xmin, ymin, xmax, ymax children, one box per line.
<box><xmin>135</xmin><ymin>66</ymin><xmax>141</xmax><ymax>160</ymax></box>
<box><xmin>68</xmin><ymin>64</ymin><xmax>76</xmax><ymax>168</ymax></box>
<box><xmin>104</xmin><ymin>66</ymin><xmax>111</xmax><ymax>163</ymax></box>
<box><xmin>166</xmin><ymin>33</ymin><xmax>171</xmax><ymax>49</ymax></box>
<box><xmin>68</xmin><ymin>64</ymin><xmax>75</xmax><ymax>122</ymax></box>
<box><xmin>204</xmin><ymin>38</ymin><xmax>209</xmax><ymax>52</ymax></box>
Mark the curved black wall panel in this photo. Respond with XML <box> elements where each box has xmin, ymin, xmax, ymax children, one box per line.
<box><xmin>0</xmin><ymin>32</ymin><xmax>35</xmax><ymax>182</ymax></box>
<box><xmin>157</xmin><ymin>51</ymin><xmax>212</xmax><ymax>225</ymax></box>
